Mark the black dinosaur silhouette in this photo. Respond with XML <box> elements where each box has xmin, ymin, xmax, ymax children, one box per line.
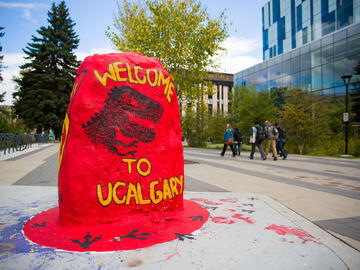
<box><xmin>83</xmin><ymin>86</ymin><xmax>163</xmax><ymax>157</ymax></box>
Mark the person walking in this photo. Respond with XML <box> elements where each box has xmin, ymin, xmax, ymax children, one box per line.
<box><xmin>233</xmin><ymin>128</ymin><xmax>243</xmax><ymax>156</ymax></box>
<box><xmin>221</xmin><ymin>124</ymin><xmax>236</xmax><ymax>157</ymax></box>
<box><xmin>264</xmin><ymin>120</ymin><xmax>278</xmax><ymax>160</ymax></box>
<box><xmin>275</xmin><ymin>121</ymin><xmax>287</xmax><ymax>159</ymax></box>
<box><xmin>249</xmin><ymin>120</ymin><xmax>265</xmax><ymax>160</ymax></box>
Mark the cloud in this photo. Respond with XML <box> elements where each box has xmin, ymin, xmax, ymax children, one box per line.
<box><xmin>75</xmin><ymin>47</ymin><xmax>119</xmax><ymax>62</ymax></box>
<box><xmin>0</xmin><ymin>53</ymin><xmax>27</xmax><ymax>105</ymax></box>
<box><xmin>0</xmin><ymin>2</ymin><xmax>47</xmax><ymax>9</ymax></box>
<box><xmin>213</xmin><ymin>36</ymin><xmax>262</xmax><ymax>73</ymax></box>
<box><xmin>0</xmin><ymin>48</ymin><xmax>119</xmax><ymax>105</ymax></box>
<box><xmin>0</xmin><ymin>1</ymin><xmax>48</xmax><ymax>23</ymax></box>
<box><xmin>0</xmin><ymin>39</ymin><xmax>263</xmax><ymax>105</ymax></box>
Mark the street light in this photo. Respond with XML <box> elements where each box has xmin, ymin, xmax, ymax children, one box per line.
<box><xmin>341</xmin><ymin>74</ymin><xmax>352</xmax><ymax>157</ymax></box>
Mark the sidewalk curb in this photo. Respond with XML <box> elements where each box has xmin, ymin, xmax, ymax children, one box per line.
<box><xmin>260</xmin><ymin>193</ymin><xmax>360</xmax><ymax>270</ymax></box>
<box><xmin>0</xmin><ymin>143</ymin><xmax>54</xmax><ymax>161</ymax></box>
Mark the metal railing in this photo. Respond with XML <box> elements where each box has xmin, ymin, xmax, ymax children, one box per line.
<box><xmin>0</xmin><ymin>133</ymin><xmax>48</xmax><ymax>155</ymax></box>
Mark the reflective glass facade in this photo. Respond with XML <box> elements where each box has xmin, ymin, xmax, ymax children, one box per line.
<box><xmin>263</xmin><ymin>0</ymin><xmax>360</xmax><ymax>61</ymax></box>
<box><xmin>234</xmin><ymin>23</ymin><xmax>360</xmax><ymax>97</ymax></box>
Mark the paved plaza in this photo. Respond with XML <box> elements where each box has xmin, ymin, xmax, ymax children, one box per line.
<box><xmin>0</xmin><ymin>144</ymin><xmax>360</xmax><ymax>269</ymax></box>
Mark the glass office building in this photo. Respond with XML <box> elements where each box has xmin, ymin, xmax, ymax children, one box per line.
<box><xmin>234</xmin><ymin>22</ymin><xmax>360</xmax><ymax>96</ymax></box>
<box><xmin>262</xmin><ymin>0</ymin><xmax>360</xmax><ymax>60</ymax></box>
<box><xmin>234</xmin><ymin>0</ymin><xmax>360</xmax><ymax>108</ymax></box>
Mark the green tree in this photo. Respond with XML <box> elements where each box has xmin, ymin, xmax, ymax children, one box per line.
<box><xmin>278</xmin><ymin>87</ymin><xmax>327</xmax><ymax>155</ymax></box>
<box><xmin>206</xmin><ymin>110</ymin><xmax>228</xmax><ymax>144</ymax></box>
<box><xmin>229</xmin><ymin>84</ymin><xmax>277</xmax><ymax>142</ymax></box>
<box><xmin>106</xmin><ymin>0</ymin><xmax>228</xmax><ymax>110</ymax></box>
<box><xmin>0</xmin><ymin>26</ymin><xmax>5</xmax><ymax>100</ymax></box>
<box><xmin>0</xmin><ymin>26</ymin><xmax>4</xmax><ymax>82</ymax></box>
<box><xmin>13</xmin><ymin>1</ymin><xmax>80</xmax><ymax>136</ymax></box>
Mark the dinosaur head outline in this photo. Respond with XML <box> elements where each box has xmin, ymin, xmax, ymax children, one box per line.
<box><xmin>82</xmin><ymin>85</ymin><xmax>163</xmax><ymax>157</ymax></box>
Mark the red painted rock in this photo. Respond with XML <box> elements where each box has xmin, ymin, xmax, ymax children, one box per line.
<box><xmin>23</xmin><ymin>52</ymin><xmax>209</xmax><ymax>252</ymax></box>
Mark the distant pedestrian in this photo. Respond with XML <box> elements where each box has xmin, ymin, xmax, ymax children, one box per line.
<box><xmin>249</xmin><ymin>120</ymin><xmax>265</xmax><ymax>160</ymax></box>
<box><xmin>221</xmin><ymin>124</ymin><xmax>235</xmax><ymax>157</ymax></box>
<box><xmin>233</xmin><ymin>128</ymin><xmax>243</xmax><ymax>156</ymax></box>
<box><xmin>264</xmin><ymin>120</ymin><xmax>278</xmax><ymax>160</ymax></box>
<box><xmin>49</xmin><ymin>131</ymin><xmax>55</xmax><ymax>141</ymax></box>
<box><xmin>275</xmin><ymin>121</ymin><xmax>287</xmax><ymax>159</ymax></box>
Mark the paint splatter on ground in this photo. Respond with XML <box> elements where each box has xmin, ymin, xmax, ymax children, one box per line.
<box><xmin>219</xmin><ymin>199</ymin><xmax>237</xmax><ymax>203</ymax></box>
<box><xmin>265</xmin><ymin>224</ymin><xmax>321</xmax><ymax>244</ymax></box>
<box><xmin>232</xmin><ymin>214</ymin><xmax>254</xmax><ymax>224</ymax></box>
<box><xmin>211</xmin><ymin>217</ymin><xmax>235</xmax><ymax>224</ymax></box>
<box><xmin>191</xmin><ymin>198</ymin><xmax>222</xmax><ymax>206</ymax></box>
<box><xmin>0</xmin><ymin>216</ymin><xmax>55</xmax><ymax>257</ymax></box>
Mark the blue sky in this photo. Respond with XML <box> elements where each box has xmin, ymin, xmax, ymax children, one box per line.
<box><xmin>0</xmin><ymin>0</ymin><xmax>268</xmax><ymax>104</ymax></box>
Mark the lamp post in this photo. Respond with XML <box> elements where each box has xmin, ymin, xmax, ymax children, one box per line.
<box><xmin>341</xmin><ymin>74</ymin><xmax>352</xmax><ymax>157</ymax></box>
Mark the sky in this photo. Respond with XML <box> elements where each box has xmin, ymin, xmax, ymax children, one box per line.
<box><xmin>0</xmin><ymin>0</ymin><xmax>268</xmax><ymax>105</ymax></box>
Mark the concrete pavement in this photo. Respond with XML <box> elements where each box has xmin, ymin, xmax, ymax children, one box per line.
<box><xmin>0</xmin><ymin>186</ymin><xmax>354</xmax><ymax>269</ymax></box>
<box><xmin>183</xmin><ymin>148</ymin><xmax>360</xmax><ymax>250</ymax></box>
<box><xmin>0</xmin><ymin>145</ymin><xmax>360</xmax><ymax>269</ymax></box>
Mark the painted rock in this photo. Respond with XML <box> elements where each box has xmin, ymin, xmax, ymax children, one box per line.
<box><xmin>58</xmin><ymin>52</ymin><xmax>184</xmax><ymax>226</ymax></box>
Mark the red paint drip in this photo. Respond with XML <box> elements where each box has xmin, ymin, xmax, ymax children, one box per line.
<box><xmin>211</xmin><ymin>217</ymin><xmax>235</xmax><ymax>224</ymax></box>
<box><xmin>228</xmin><ymin>209</ymin><xmax>236</xmax><ymax>213</ymax></box>
<box><xmin>220</xmin><ymin>199</ymin><xmax>237</xmax><ymax>203</ymax></box>
<box><xmin>265</xmin><ymin>224</ymin><xmax>320</xmax><ymax>244</ymax></box>
<box><xmin>191</xmin><ymin>198</ymin><xmax>222</xmax><ymax>205</ymax></box>
<box><xmin>232</xmin><ymin>214</ymin><xmax>254</xmax><ymax>224</ymax></box>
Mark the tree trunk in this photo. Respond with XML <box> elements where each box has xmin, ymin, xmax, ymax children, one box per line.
<box><xmin>298</xmin><ymin>140</ymin><xmax>305</xmax><ymax>155</ymax></box>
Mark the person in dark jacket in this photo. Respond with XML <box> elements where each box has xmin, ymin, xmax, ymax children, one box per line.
<box><xmin>249</xmin><ymin>120</ymin><xmax>265</xmax><ymax>160</ymax></box>
<box><xmin>221</xmin><ymin>124</ymin><xmax>235</xmax><ymax>157</ymax></box>
<box><xmin>275</xmin><ymin>121</ymin><xmax>287</xmax><ymax>159</ymax></box>
<box><xmin>233</xmin><ymin>128</ymin><xmax>243</xmax><ymax>156</ymax></box>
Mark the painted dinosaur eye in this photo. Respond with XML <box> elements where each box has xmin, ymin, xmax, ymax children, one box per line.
<box><xmin>130</xmin><ymin>97</ymin><xmax>137</xmax><ymax>108</ymax></box>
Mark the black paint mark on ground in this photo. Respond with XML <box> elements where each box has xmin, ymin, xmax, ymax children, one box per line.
<box><xmin>71</xmin><ymin>232</ymin><xmax>102</xmax><ymax>249</ymax></box>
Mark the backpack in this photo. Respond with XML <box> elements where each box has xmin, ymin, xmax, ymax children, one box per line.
<box><xmin>239</xmin><ymin>132</ymin><xmax>243</xmax><ymax>142</ymax></box>
<box><xmin>277</xmin><ymin>127</ymin><xmax>286</xmax><ymax>139</ymax></box>
<box><xmin>274</xmin><ymin>126</ymin><xmax>279</xmax><ymax>139</ymax></box>
<box><xmin>255</xmin><ymin>128</ymin><xmax>265</xmax><ymax>142</ymax></box>
<box><xmin>234</xmin><ymin>131</ymin><xmax>243</xmax><ymax>142</ymax></box>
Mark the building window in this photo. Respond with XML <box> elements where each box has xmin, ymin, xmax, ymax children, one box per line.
<box><xmin>291</xmin><ymin>72</ymin><xmax>301</xmax><ymax>88</ymax></box>
<box><xmin>337</xmin><ymin>0</ymin><xmax>353</xmax><ymax>29</ymax></box>
<box><xmin>322</xmin><ymin>44</ymin><xmax>334</xmax><ymax>65</ymax></box>
<box><xmin>303</xmin><ymin>27</ymin><xmax>308</xmax><ymax>44</ymax></box>
<box><xmin>301</xmin><ymin>53</ymin><xmax>311</xmax><ymax>71</ymax></box>
<box><xmin>311</xmin><ymin>48</ymin><xmax>321</xmax><ymax>67</ymax></box>
<box><xmin>301</xmin><ymin>69</ymin><xmax>311</xmax><ymax>89</ymax></box>
<box><xmin>311</xmin><ymin>66</ymin><xmax>322</xmax><ymax>90</ymax></box>
<box><xmin>281</xmin><ymin>59</ymin><xmax>291</xmax><ymax>76</ymax></box>
<box><xmin>348</xmin><ymin>33</ymin><xmax>360</xmax><ymax>57</ymax></box>
<box><xmin>291</xmin><ymin>56</ymin><xmax>301</xmax><ymax>74</ymax></box>
<box><xmin>334</xmin><ymin>58</ymin><xmax>348</xmax><ymax>87</ymax></box>
<box><xmin>334</xmin><ymin>39</ymin><xmax>347</xmax><ymax>60</ymax></box>
<box><xmin>208</xmin><ymin>95</ymin><xmax>213</xmax><ymax>105</ymax></box>
<box><xmin>322</xmin><ymin>62</ymin><xmax>335</xmax><ymax>89</ymax></box>
<box><xmin>297</xmin><ymin>5</ymin><xmax>302</xmax><ymax>31</ymax></box>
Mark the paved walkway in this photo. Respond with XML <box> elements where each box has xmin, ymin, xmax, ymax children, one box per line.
<box><xmin>0</xmin><ymin>145</ymin><xmax>360</xmax><ymax>268</ymax></box>
<box><xmin>183</xmin><ymin>148</ymin><xmax>360</xmax><ymax>251</ymax></box>
<box><xmin>1</xmin><ymin>186</ymin><xmax>355</xmax><ymax>269</ymax></box>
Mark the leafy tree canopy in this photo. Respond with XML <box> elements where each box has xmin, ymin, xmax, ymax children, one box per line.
<box><xmin>228</xmin><ymin>84</ymin><xmax>277</xmax><ymax>138</ymax></box>
<box><xmin>0</xmin><ymin>26</ymin><xmax>4</xmax><ymax>83</ymax></box>
<box><xmin>106</xmin><ymin>0</ymin><xmax>228</xmax><ymax>108</ymax></box>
